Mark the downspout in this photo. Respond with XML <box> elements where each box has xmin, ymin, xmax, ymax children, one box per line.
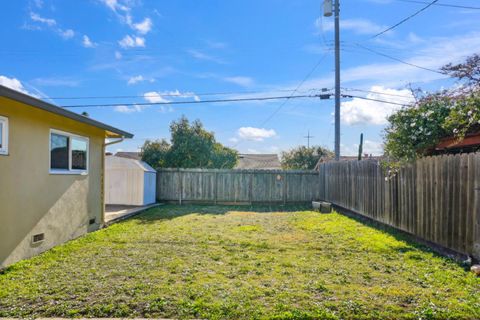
<box><xmin>101</xmin><ymin>137</ymin><xmax>125</xmax><ymax>227</ymax></box>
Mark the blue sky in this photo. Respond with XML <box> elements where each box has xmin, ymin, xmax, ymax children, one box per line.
<box><xmin>1</xmin><ymin>0</ymin><xmax>479</xmax><ymax>155</ymax></box>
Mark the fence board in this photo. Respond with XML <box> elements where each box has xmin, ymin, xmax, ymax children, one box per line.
<box><xmin>157</xmin><ymin>153</ymin><xmax>480</xmax><ymax>260</ymax></box>
<box><xmin>157</xmin><ymin>169</ymin><xmax>319</xmax><ymax>204</ymax></box>
<box><xmin>317</xmin><ymin>154</ymin><xmax>480</xmax><ymax>260</ymax></box>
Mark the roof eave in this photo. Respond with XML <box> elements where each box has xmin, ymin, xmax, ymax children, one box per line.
<box><xmin>0</xmin><ymin>85</ymin><xmax>134</xmax><ymax>139</ymax></box>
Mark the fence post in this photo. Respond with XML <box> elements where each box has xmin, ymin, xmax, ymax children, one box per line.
<box><xmin>214</xmin><ymin>171</ymin><xmax>218</xmax><ymax>205</ymax></box>
<box><xmin>283</xmin><ymin>172</ymin><xmax>287</xmax><ymax>205</ymax></box>
<box><xmin>178</xmin><ymin>169</ymin><xmax>183</xmax><ymax>205</ymax></box>
<box><xmin>249</xmin><ymin>172</ymin><xmax>253</xmax><ymax>204</ymax></box>
<box><xmin>473</xmin><ymin>155</ymin><xmax>480</xmax><ymax>260</ymax></box>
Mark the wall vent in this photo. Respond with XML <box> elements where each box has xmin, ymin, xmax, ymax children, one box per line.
<box><xmin>32</xmin><ymin>233</ymin><xmax>45</xmax><ymax>244</ymax></box>
<box><xmin>89</xmin><ymin>218</ymin><xmax>96</xmax><ymax>225</ymax></box>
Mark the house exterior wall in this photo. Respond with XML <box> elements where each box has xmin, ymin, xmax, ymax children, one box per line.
<box><xmin>0</xmin><ymin>97</ymin><xmax>105</xmax><ymax>268</ymax></box>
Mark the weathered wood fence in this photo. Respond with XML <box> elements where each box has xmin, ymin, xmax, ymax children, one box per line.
<box><xmin>156</xmin><ymin>153</ymin><xmax>480</xmax><ymax>259</ymax></box>
<box><xmin>156</xmin><ymin>168</ymin><xmax>320</xmax><ymax>204</ymax></box>
<box><xmin>318</xmin><ymin>153</ymin><xmax>480</xmax><ymax>260</ymax></box>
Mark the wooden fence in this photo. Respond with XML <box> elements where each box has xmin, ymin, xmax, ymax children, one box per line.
<box><xmin>156</xmin><ymin>168</ymin><xmax>320</xmax><ymax>204</ymax></box>
<box><xmin>317</xmin><ymin>153</ymin><xmax>480</xmax><ymax>260</ymax></box>
<box><xmin>156</xmin><ymin>153</ymin><xmax>480</xmax><ymax>259</ymax></box>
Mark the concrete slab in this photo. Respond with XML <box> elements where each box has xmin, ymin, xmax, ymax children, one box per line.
<box><xmin>104</xmin><ymin>203</ymin><xmax>162</xmax><ymax>225</ymax></box>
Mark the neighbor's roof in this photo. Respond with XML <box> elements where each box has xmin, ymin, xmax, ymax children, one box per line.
<box><xmin>0</xmin><ymin>85</ymin><xmax>133</xmax><ymax>139</ymax></box>
<box><xmin>106</xmin><ymin>155</ymin><xmax>155</xmax><ymax>173</ymax></box>
<box><xmin>235</xmin><ymin>154</ymin><xmax>281</xmax><ymax>170</ymax></box>
<box><xmin>115</xmin><ymin>151</ymin><xmax>141</xmax><ymax>160</ymax></box>
<box><xmin>314</xmin><ymin>154</ymin><xmax>383</xmax><ymax>170</ymax></box>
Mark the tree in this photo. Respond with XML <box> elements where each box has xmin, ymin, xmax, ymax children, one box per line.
<box><xmin>281</xmin><ymin>146</ymin><xmax>333</xmax><ymax>170</ymax></box>
<box><xmin>441</xmin><ymin>54</ymin><xmax>480</xmax><ymax>89</ymax></box>
<box><xmin>140</xmin><ymin>116</ymin><xmax>238</xmax><ymax>169</ymax></box>
<box><xmin>384</xmin><ymin>54</ymin><xmax>480</xmax><ymax>163</ymax></box>
<box><xmin>210</xmin><ymin>143</ymin><xmax>238</xmax><ymax>169</ymax></box>
<box><xmin>140</xmin><ymin>139</ymin><xmax>170</xmax><ymax>168</ymax></box>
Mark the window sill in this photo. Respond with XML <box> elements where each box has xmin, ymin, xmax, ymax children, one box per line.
<box><xmin>49</xmin><ymin>170</ymin><xmax>88</xmax><ymax>176</ymax></box>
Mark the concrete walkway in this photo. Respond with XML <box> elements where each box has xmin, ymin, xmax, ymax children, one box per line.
<box><xmin>105</xmin><ymin>203</ymin><xmax>162</xmax><ymax>225</ymax></box>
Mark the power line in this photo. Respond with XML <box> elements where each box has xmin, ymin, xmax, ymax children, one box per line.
<box><xmin>61</xmin><ymin>94</ymin><xmax>323</xmax><ymax>108</ymax></box>
<box><xmin>371</xmin><ymin>0</ymin><xmax>439</xmax><ymax>39</ymax></box>
<box><xmin>259</xmin><ymin>52</ymin><xmax>331</xmax><ymax>127</ymax></box>
<box><xmin>342</xmin><ymin>94</ymin><xmax>410</xmax><ymax>106</ymax></box>
<box><xmin>46</xmin><ymin>89</ymin><xmax>316</xmax><ymax>100</ymax></box>
<box><xmin>342</xmin><ymin>87</ymin><xmax>415</xmax><ymax>99</ymax></box>
<box><xmin>394</xmin><ymin>0</ymin><xmax>480</xmax><ymax>10</ymax></box>
<box><xmin>355</xmin><ymin>43</ymin><xmax>446</xmax><ymax>74</ymax></box>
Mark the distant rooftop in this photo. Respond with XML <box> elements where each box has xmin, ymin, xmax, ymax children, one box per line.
<box><xmin>115</xmin><ymin>151</ymin><xmax>141</xmax><ymax>161</ymax></box>
<box><xmin>235</xmin><ymin>154</ymin><xmax>281</xmax><ymax>170</ymax></box>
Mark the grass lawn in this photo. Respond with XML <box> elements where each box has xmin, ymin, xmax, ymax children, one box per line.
<box><xmin>0</xmin><ymin>205</ymin><xmax>479</xmax><ymax>319</ymax></box>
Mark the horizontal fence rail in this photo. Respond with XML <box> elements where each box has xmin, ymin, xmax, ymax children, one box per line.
<box><xmin>318</xmin><ymin>153</ymin><xmax>480</xmax><ymax>260</ymax></box>
<box><xmin>156</xmin><ymin>168</ymin><xmax>320</xmax><ymax>204</ymax></box>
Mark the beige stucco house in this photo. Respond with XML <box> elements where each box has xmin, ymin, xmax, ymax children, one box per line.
<box><xmin>0</xmin><ymin>85</ymin><xmax>133</xmax><ymax>268</ymax></box>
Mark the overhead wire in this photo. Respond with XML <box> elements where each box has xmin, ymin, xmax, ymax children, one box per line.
<box><xmin>393</xmin><ymin>0</ymin><xmax>480</xmax><ymax>10</ymax></box>
<box><xmin>61</xmin><ymin>94</ymin><xmax>323</xmax><ymax>108</ymax></box>
<box><xmin>354</xmin><ymin>43</ymin><xmax>446</xmax><ymax>74</ymax></box>
<box><xmin>370</xmin><ymin>0</ymin><xmax>439</xmax><ymax>39</ymax></box>
<box><xmin>46</xmin><ymin>88</ymin><xmax>317</xmax><ymax>100</ymax></box>
<box><xmin>258</xmin><ymin>52</ymin><xmax>331</xmax><ymax>127</ymax></box>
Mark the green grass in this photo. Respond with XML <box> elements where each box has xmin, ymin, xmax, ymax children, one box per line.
<box><xmin>0</xmin><ymin>205</ymin><xmax>479</xmax><ymax>319</ymax></box>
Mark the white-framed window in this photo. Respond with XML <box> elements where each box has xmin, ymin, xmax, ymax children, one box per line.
<box><xmin>49</xmin><ymin>129</ymin><xmax>89</xmax><ymax>175</ymax></box>
<box><xmin>0</xmin><ymin>116</ymin><xmax>8</xmax><ymax>155</ymax></box>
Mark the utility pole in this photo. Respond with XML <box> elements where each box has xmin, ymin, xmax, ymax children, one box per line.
<box><xmin>304</xmin><ymin>130</ymin><xmax>314</xmax><ymax>148</ymax></box>
<box><xmin>358</xmin><ymin>133</ymin><xmax>363</xmax><ymax>161</ymax></box>
<box><xmin>323</xmin><ymin>0</ymin><xmax>341</xmax><ymax>161</ymax></box>
<box><xmin>334</xmin><ymin>0</ymin><xmax>341</xmax><ymax>161</ymax></box>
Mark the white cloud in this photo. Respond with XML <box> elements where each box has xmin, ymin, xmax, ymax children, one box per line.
<box><xmin>143</xmin><ymin>90</ymin><xmax>200</xmax><ymax>103</ymax></box>
<box><xmin>317</xmin><ymin>18</ymin><xmax>387</xmax><ymax>35</ymax></box>
<box><xmin>0</xmin><ymin>75</ymin><xmax>29</xmax><ymax>94</ymax></box>
<box><xmin>99</xmin><ymin>0</ymin><xmax>129</xmax><ymax>12</ymax></box>
<box><xmin>30</xmin><ymin>12</ymin><xmax>76</xmax><ymax>40</ymax></box>
<box><xmin>223</xmin><ymin>76</ymin><xmax>254</xmax><ymax>87</ymax></box>
<box><xmin>363</xmin><ymin>140</ymin><xmax>384</xmax><ymax>155</ymax></box>
<box><xmin>163</xmin><ymin>90</ymin><xmax>200</xmax><ymax>101</ymax></box>
<box><xmin>34</xmin><ymin>0</ymin><xmax>44</xmax><ymax>8</ymax></box>
<box><xmin>187</xmin><ymin>49</ymin><xmax>225</xmax><ymax>64</ymax></box>
<box><xmin>114</xmin><ymin>51</ymin><xmax>122</xmax><ymax>59</ymax></box>
<box><xmin>143</xmin><ymin>91</ymin><xmax>170</xmax><ymax>103</ymax></box>
<box><xmin>114</xmin><ymin>105</ymin><xmax>145</xmax><ymax>113</ymax></box>
<box><xmin>341</xmin><ymin>86</ymin><xmax>414</xmax><ymax>125</ymax></box>
<box><xmin>206</xmin><ymin>40</ymin><xmax>228</xmax><ymax>49</ymax></box>
<box><xmin>32</xmin><ymin>77</ymin><xmax>80</xmax><ymax>87</ymax></box>
<box><xmin>30</xmin><ymin>12</ymin><xmax>56</xmax><ymax>26</ymax></box>
<box><xmin>119</xmin><ymin>35</ymin><xmax>145</xmax><ymax>48</ymax></box>
<box><xmin>237</xmin><ymin>127</ymin><xmax>277</xmax><ymax>141</ymax></box>
<box><xmin>59</xmin><ymin>29</ymin><xmax>75</xmax><ymax>39</ymax></box>
<box><xmin>132</xmin><ymin>18</ymin><xmax>152</xmax><ymax>34</ymax></box>
<box><xmin>82</xmin><ymin>35</ymin><xmax>96</xmax><ymax>48</ymax></box>
<box><xmin>127</xmin><ymin>75</ymin><xmax>145</xmax><ymax>85</ymax></box>
<box><xmin>341</xmin><ymin>140</ymin><xmax>384</xmax><ymax>156</ymax></box>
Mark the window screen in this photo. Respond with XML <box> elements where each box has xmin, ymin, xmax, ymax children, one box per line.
<box><xmin>50</xmin><ymin>133</ymin><xmax>69</xmax><ymax>170</ymax></box>
<box><xmin>71</xmin><ymin>137</ymin><xmax>87</xmax><ymax>170</ymax></box>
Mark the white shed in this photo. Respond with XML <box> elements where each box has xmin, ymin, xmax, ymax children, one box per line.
<box><xmin>105</xmin><ymin>155</ymin><xmax>157</xmax><ymax>206</ymax></box>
